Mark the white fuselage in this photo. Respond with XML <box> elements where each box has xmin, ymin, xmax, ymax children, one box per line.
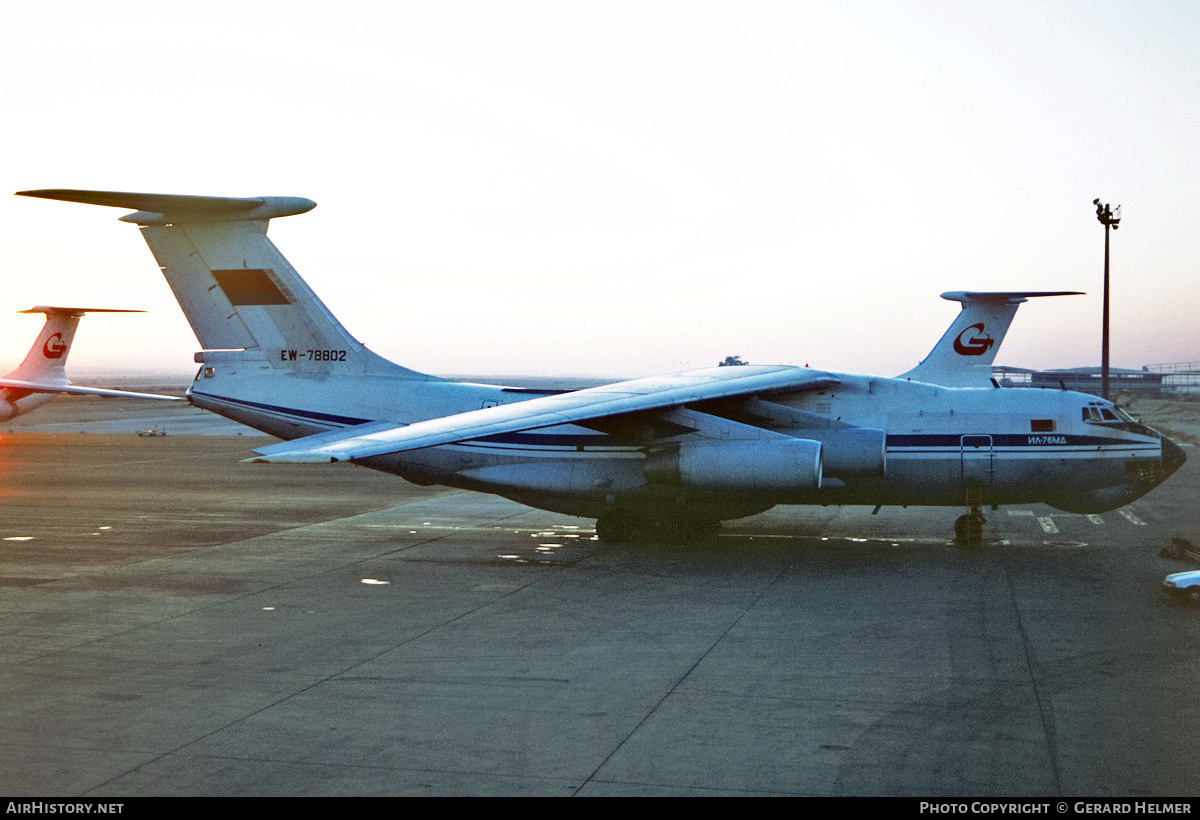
<box><xmin>188</xmin><ymin>355</ymin><xmax>1182</xmax><ymax>521</ymax></box>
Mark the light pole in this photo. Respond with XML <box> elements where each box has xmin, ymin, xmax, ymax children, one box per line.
<box><xmin>1094</xmin><ymin>198</ymin><xmax>1121</xmax><ymax>400</ymax></box>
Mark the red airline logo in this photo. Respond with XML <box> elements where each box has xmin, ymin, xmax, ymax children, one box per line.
<box><xmin>953</xmin><ymin>324</ymin><xmax>994</xmax><ymax>356</ymax></box>
<box><xmin>42</xmin><ymin>332</ymin><xmax>67</xmax><ymax>359</ymax></box>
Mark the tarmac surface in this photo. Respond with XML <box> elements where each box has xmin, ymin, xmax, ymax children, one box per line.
<box><xmin>1</xmin><ymin>395</ymin><xmax>1198</xmax><ymax>796</ymax></box>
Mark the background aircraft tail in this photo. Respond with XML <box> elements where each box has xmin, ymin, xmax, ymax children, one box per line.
<box><xmin>17</xmin><ymin>190</ymin><xmax>426</xmax><ymax>379</ymax></box>
<box><xmin>899</xmin><ymin>291</ymin><xmax>1081</xmax><ymax>387</ymax></box>
<box><xmin>5</xmin><ymin>306</ymin><xmax>123</xmax><ymax>384</ymax></box>
<box><xmin>0</xmin><ymin>307</ymin><xmax>178</xmax><ymax>419</ymax></box>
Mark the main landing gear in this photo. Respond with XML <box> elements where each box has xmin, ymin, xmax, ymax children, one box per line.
<box><xmin>595</xmin><ymin>511</ymin><xmax>721</xmax><ymax>544</ymax></box>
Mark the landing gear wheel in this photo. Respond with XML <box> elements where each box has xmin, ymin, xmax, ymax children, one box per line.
<box><xmin>659</xmin><ymin>517</ymin><xmax>720</xmax><ymax>544</ymax></box>
<box><xmin>954</xmin><ymin>512</ymin><xmax>985</xmax><ymax>547</ymax></box>
<box><xmin>595</xmin><ymin>513</ymin><xmax>721</xmax><ymax>544</ymax></box>
<box><xmin>595</xmin><ymin>514</ymin><xmax>637</xmax><ymax>544</ymax></box>
<box><xmin>1188</xmin><ymin>587</ymin><xmax>1200</xmax><ymax>606</ymax></box>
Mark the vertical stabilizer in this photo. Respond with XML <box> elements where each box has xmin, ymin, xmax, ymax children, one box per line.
<box><xmin>16</xmin><ymin>190</ymin><xmax>426</xmax><ymax>378</ymax></box>
<box><xmin>899</xmin><ymin>291</ymin><xmax>1081</xmax><ymax>387</ymax></box>
<box><xmin>7</xmin><ymin>306</ymin><xmax>98</xmax><ymax>384</ymax></box>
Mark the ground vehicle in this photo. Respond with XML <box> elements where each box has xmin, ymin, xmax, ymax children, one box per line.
<box><xmin>1163</xmin><ymin>570</ymin><xmax>1200</xmax><ymax>604</ymax></box>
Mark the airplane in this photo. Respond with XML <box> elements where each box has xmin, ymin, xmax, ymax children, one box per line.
<box><xmin>15</xmin><ymin>188</ymin><xmax>1186</xmax><ymax>545</ymax></box>
<box><xmin>0</xmin><ymin>304</ymin><xmax>180</xmax><ymax>420</ymax></box>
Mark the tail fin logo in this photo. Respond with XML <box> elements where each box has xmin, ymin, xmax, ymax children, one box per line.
<box><xmin>953</xmin><ymin>324</ymin><xmax>994</xmax><ymax>356</ymax></box>
<box><xmin>42</xmin><ymin>332</ymin><xmax>67</xmax><ymax>359</ymax></box>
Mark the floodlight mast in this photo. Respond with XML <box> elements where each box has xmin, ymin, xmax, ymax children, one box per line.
<box><xmin>1094</xmin><ymin>198</ymin><xmax>1121</xmax><ymax>400</ymax></box>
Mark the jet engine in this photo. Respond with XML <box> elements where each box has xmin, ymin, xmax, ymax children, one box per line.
<box><xmin>644</xmin><ymin>438</ymin><xmax>823</xmax><ymax>492</ymax></box>
<box><xmin>809</xmin><ymin>427</ymin><xmax>886</xmax><ymax>478</ymax></box>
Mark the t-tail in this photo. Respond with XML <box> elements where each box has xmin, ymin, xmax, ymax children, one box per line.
<box><xmin>7</xmin><ymin>306</ymin><xmax>94</xmax><ymax>387</ymax></box>
<box><xmin>0</xmin><ymin>306</ymin><xmax>179</xmax><ymax>419</ymax></box>
<box><xmin>16</xmin><ymin>190</ymin><xmax>427</xmax><ymax>381</ymax></box>
<box><xmin>899</xmin><ymin>291</ymin><xmax>1082</xmax><ymax>387</ymax></box>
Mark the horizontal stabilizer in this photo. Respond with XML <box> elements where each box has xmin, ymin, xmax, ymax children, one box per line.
<box><xmin>0</xmin><ymin>378</ymin><xmax>180</xmax><ymax>400</ymax></box>
<box><xmin>250</xmin><ymin>365</ymin><xmax>841</xmax><ymax>463</ymax></box>
<box><xmin>938</xmin><ymin>291</ymin><xmax>1083</xmax><ymax>305</ymax></box>
<box><xmin>17</xmin><ymin>189</ymin><xmax>315</xmax><ymax>226</ymax></box>
<box><xmin>20</xmin><ymin>306</ymin><xmax>145</xmax><ymax>317</ymax></box>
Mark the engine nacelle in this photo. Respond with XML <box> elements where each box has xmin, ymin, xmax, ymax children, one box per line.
<box><xmin>644</xmin><ymin>438</ymin><xmax>823</xmax><ymax>492</ymax></box>
<box><xmin>809</xmin><ymin>427</ymin><xmax>886</xmax><ymax>478</ymax></box>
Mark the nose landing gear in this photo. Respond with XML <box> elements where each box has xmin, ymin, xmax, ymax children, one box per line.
<box><xmin>954</xmin><ymin>510</ymin><xmax>986</xmax><ymax>546</ymax></box>
<box><xmin>955</xmin><ymin>485</ymin><xmax>986</xmax><ymax>547</ymax></box>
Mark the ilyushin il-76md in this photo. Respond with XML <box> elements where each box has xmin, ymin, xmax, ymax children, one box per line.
<box><xmin>17</xmin><ymin>189</ymin><xmax>1185</xmax><ymax>545</ymax></box>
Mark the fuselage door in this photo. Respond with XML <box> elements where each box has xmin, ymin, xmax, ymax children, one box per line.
<box><xmin>961</xmin><ymin>434</ymin><xmax>994</xmax><ymax>486</ymax></box>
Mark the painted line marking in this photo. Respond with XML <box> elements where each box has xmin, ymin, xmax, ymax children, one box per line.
<box><xmin>1087</xmin><ymin>514</ymin><xmax>1104</xmax><ymax>525</ymax></box>
<box><xmin>1118</xmin><ymin>509</ymin><xmax>1146</xmax><ymax>526</ymax></box>
<box><xmin>1038</xmin><ymin>516</ymin><xmax>1059</xmax><ymax>534</ymax></box>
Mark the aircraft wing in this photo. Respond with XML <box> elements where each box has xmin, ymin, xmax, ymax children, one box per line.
<box><xmin>250</xmin><ymin>365</ymin><xmax>840</xmax><ymax>463</ymax></box>
<box><xmin>0</xmin><ymin>379</ymin><xmax>181</xmax><ymax>400</ymax></box>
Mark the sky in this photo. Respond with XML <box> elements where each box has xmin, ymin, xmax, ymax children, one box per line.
<box><xmin>0</xmin><ymin>0</ymin><xmax>1197</xmax><ymax>380</ymax></box>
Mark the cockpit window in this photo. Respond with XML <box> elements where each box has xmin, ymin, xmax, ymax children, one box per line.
<box><xmin>1083</xmin><ymin>402</ymin><xmax>1141</xmax><ymax>427</ymax></box>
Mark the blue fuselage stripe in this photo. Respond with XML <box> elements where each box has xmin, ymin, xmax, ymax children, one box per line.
<box><xmin>192</xmin><ymin>391</ymin><xmax>1148</xmax><ymax>452</ymax></box>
